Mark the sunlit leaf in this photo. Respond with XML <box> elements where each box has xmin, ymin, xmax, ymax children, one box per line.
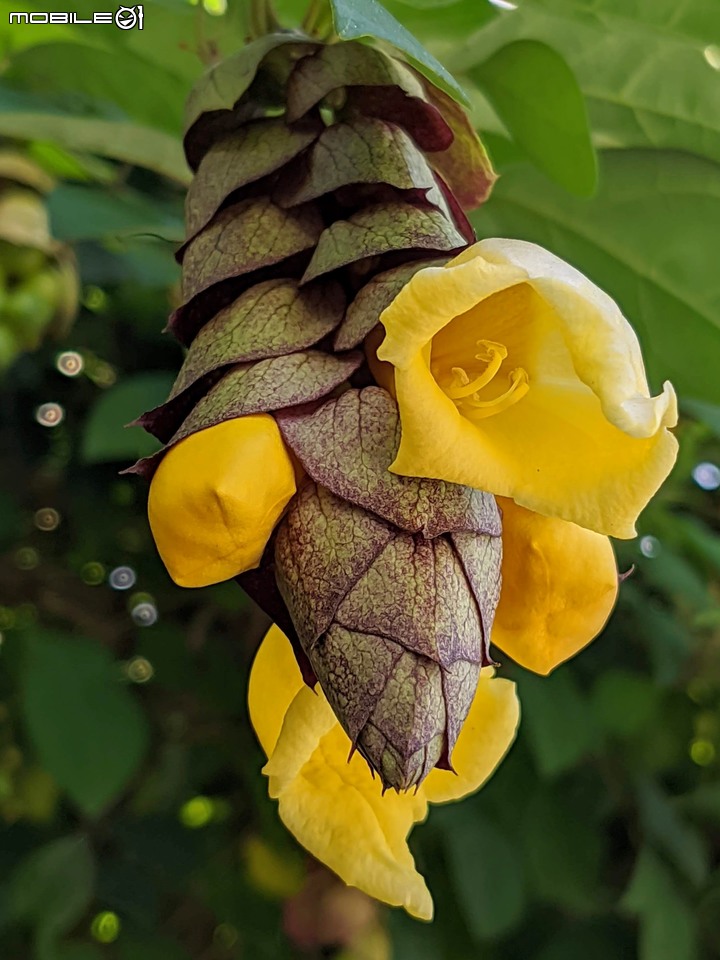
<box><xmin>469</xmin><ymin>39</ymin><xmax>596</xmax><ymax>195</ymax></box>
<box><xmin>329</xmin><ymin>0</ymin><xmax>469</xmax><ymax>104</ymax></box>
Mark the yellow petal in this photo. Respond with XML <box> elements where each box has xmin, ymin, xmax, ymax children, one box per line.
<box><xmin>476</xmin><ymin>240</ymin><xmax>678</xmax><ymax>440</ymax></box>
<box><xmin>247</xmin><ymin>623</ymin><xmax>305</xmax><ymax>757</ymax></box>
<box><xmin>148</xmin><ymin>415</ymin><xmax>296</xmax><ymax>587</ymax></box>
<box><xmin>380</xmin><ymin>241</ymin><xmax>678</xmax><ymax>538</ymax></box>
<box><xmin>251</xmin><ymin>627</ymin><xmax>432</xmax><ymax>920</ymax></box>
<box><xmin>377</xmin><ymin>256</ymin><xmax>526</xmax><ymax>370</ymax></box>
<box><xmin>422</xmin><ymin>668</ymin><xmax>520</xmax><ymax>804</ymax></box>
<box><xmin>268</xmin><ymin>687</ymin><xmax>432</xmax><ymax>919</ymax></box>
<box><xmin>492</xmin><ymin>499</ymin><xmax>618</xmax><ymax>675</ymax></box>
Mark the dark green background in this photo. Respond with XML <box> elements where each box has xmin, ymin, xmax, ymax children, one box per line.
<box><xmin>0</xmin><ymin>1</ymin><xmax>719</xmax><ymax>957</ymax></box>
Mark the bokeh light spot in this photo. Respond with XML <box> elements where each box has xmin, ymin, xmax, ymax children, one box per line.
<box><xmin>639</xmin><ymin>535</ymin><xmax>660</xmax><ymax>558</ymax></box>
<box><xmin>109</xmin><ymin>566</ymin><xmax>136</xmax><ymax>590</ymax></box>
<box><xmin>704</xmin><ymin>44</ymin><xmax>720</xmax><ymax>70</ymax></box>
<box><xmin>690</xmin><ymin>739</ymin><xmax>716</xmax><ymax>766</ymax></box>
<box><xmin>81</xmin><ymin>562</ymin><xmax>106</xmax><ymax>586</ymax></box>
<box><xmin>91</xmin><ymin>911</ymin><xmax>121</xmax><ymax>943</ymax></box>
<box><xmin>125</xmin><ymin>656</ymin><xmax>154</xmax><ymax>683</ymax></box>
<box><xmin>35</xmin><ymin>402</ymin><xmax>64</xmax><ymax>427</ymax></box>
<box><xmin>131</xmin><ymin>602</ymin><xmax>158</xmax><ymax>627</ymax></box>
<box><xmin>213</xmin><ymin>924</ymin><xmax>239</xmax><ymax>949</ymax></box>
<box><xmin>179</xmin><ymin>795</ymin><xmax>214</xmax><ymax>829</ymax></box>
<box><xmin>692</xmin><ymin>461</ymin><xmax>720</xmax><ymax>491</ymax></box>
<box><xmin>34</xmin><ymin>508</ymin><xmax>61</xmax><ymax>532</ymax></box>
<box><xmin>56</xmin><ymin>351</ymin><xmax>84</xmax><ymax>377</ymax></box>
<box><xmin>15</xmin><ymin>547</ymin><xmax>40</xmax><ymax>571</ymax></box>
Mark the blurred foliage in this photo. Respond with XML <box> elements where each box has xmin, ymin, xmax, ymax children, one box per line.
<box><xmin>0</xmin><ymin>0</ymin><xmax>719</xmax><ymax>958</ymax></box>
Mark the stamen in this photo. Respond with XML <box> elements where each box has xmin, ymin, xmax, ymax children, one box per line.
<box><xmin>444</xmin><ymin>341</ymin><xmax>507</xmax><ymax>399</ymax></box>
<box><xmin>463</xmin><ymin>368</ymin><xmax>529</xmax><ymax>419</ymax></box>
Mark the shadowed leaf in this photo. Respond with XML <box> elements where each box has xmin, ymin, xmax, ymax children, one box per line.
<box><xmin>277</xmin><ymin>388</ymin><xmax>500</xmax><ymax>537</ymax></box>
<box><xmin>329</xmin><ymin>0</ymin><xmax>469</xmax><ymax>105</ymax></box>
<box><xmin>184</xmin><ymin>33</ymin><xmax>312</xmax><ymax>135</ymax></box>
<box><xmin>302</xmin><ymin>201</ymin><xmax>465</xmax><ymax>281</ymax></box>
<box><xmin>180</xmin><ymin>197</ymin><xmax>323</xmax><ymax>301</ymax></box>
<box><xmin>286</xmin><ymin>41</ymin><xmax>424</xmax><ymax>121</ymax></box>
<box><xmin>334</xmin><ymin>257</ymin><xmax>448</xmax><ymax>349</ymax></box>
<box><xmin>167</xmin><ymin>279</ymin><xmax>346</xmax><ymax>400</ymax></box>
<box><xmin>130</xmin><ymin>350</ymin><xmax>362</xmax><ymax>464</ymax></box>
<box><xmin>422</xmin><ymin>81</ymin><xmax>497</xmax><ymax>210</ymax></box>
<box><xmin>185</xmin><ymin>119</ymin><xmax>320</xmax><ymax>239</ymax></box>
<box><xmin>275</xmin><ymin>116</ymin><xmax>437</xmax><ymax>207</ymax></box>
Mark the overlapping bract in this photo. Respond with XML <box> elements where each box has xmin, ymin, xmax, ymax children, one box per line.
<box><xmin>130</xmin><ymin>33</ymin><xmax>501</xmax><ymax>792</ymax></box>
<box><xmin>274</xmin><ymin>389</ymin><xmax>502</xmax><ymax>790</ymax></box>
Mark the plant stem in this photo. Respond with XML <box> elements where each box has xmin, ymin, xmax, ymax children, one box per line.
<box><xmin>248</xmin><ymin>0</ymin><xmax>279</xmax><ymax>39</ymax></box>
<box><xmin>302</xmin><ymin>0</ymin><xmax>333</xmax><ymax>39</ymax></box>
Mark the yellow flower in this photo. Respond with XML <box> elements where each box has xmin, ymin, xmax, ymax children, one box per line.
<box><xmin>248</xmin><ymin>624</ymin><xmax>520</xmax><ymax>921</ymax></box>
<box><xmin>376</xmin><ymin>239</ymin><xmax>678</xmax><ymax>538</ymax></box>
<box><xmin>148</xmin><ymin>415</ymin><xmax>296</xmax><ymax>587</ymax></box>
<box><xmin>492</xmin><ymin>498</ymin><xmax>618</xmax><ymax>675</ymax></box>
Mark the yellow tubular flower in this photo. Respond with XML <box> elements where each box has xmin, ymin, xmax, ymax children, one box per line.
<box><xmin>248</xmin><ymin>625</ymin><xmax>520</xmax><ymax>921</ymax></box>
<box><xmin>492</xmin><ymin>498</ymin><xmax>618</xmax><ymax>675</ymax></box>
<box><xmin>376</xmin><ymin>239</ymin><xmax>678</xmax><ymax>538</ymax></box>
<box><xmin>148</xmin><ymin>415</ymin><xmax>297</xmax><ymax>588</ymax></box>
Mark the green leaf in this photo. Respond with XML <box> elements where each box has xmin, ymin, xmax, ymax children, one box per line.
<box><xmin>20</xmin><ymin>631</ymin><xmax>149</xmax><ymax>816</ymax></box>
<box><xmin>456</xmin><ymin>0</ymin><xmax>720</xmax><ymax>166</ymax></box>
<box><xmin>48</xmin><ymin>184</ymin><xmax>183</xmax><ymax>243</ymax></box>
<box><xmin>522</xmin><ymin>786</ymin><xmax>603</xmax><ymax>912</ymax></box>
<box><xmin>469</xmin><ymin>39</ymin><xmax>596</xmax><ymax>196</ymax></box>
<box><xmin>329</xmin><ymin>0</ymin><xmax>469</xmax><ymax>105</ymax></box>
<box><xmin>57</xmin><ymin>945</ymin><xmax>104</xmax><ymax>960</ymax></box>
<box><xmin>592</xmin><ymin>670</ymin><xmax>660</xmax><ymax>738</ymax></box>
<box><xmin>635</xmin><ymin>777</ymin><xmax>709</xmax><ymax>888</ymax></box>
<box><xmin>6</xmin><ymin>42</ymin><xmax>185</xmax><ymax>135</ymax></box>
<box><xmin>0</xmin><ymin>109</ymin><xmax>190</xmax><ymax>185</ymax></box>
<box><xmin>303</xmin><ymin>201</ymin><xmax>466</xmax><ymax>282</ymax></box>
<box><xmin>682</xmin><ymin>398</ymin><xmax>720</xmax><ymax>438</ymax></box>
<box><xmin>81</xmin><ymin>373</ymin><xmax>176</xmax><ymax>464</ymax></box>
<box><xmin>518</xmin><ymin>669</ymin><xmax>597</xmax><ymax>777</ymax></box>
<box><xmin>472</xmin><ymin>150</ymin><xmax>720</xmax><ymax>405</ymax></box>
<box><xmin>623</xmin><ymin>846</ymin><xmax>698</xmax><ymax>960</ymax></box>
<box><xmin>535</xmin><ymin>922</ymin><xmax>634</xmax><ymax>960</ymax></box>
<box><xmin>6</xmin><ymin>835</ymin><xmax>95</xmax><ymax>960</ymax></box>
<box><xmin>442</xmin><ymin>810</ymin><xmax>525</xmax><ymax>939</ymax></box>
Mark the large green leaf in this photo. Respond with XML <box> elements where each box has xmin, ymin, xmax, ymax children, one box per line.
<box><xmin>455</xmin><ymin>0</ymin><xmax>720</xmax><ymax>164</ymax></box>
<box><xmin>442</xmin><ymin>809</ymin><xmax>525</xmax><ymax>940</ymax></box>
<box><xmin>522</xmin><ymin>786</ymin><xmax>604</xmax><ymax>912</ymax></box>
<box><xmin>517</xmin><ymin>669</ymin><xmax>597</xmax><ymax>778</ymax></box>
<box><xmin>6</xmin><ymin>42</ymin><xmax>185</xmax><ymax>135</ymax></box>
<box><xmin>81</xmin><ymin>373</ymin><xmax>176</xmax><ymax>464</ymax></box>
<box><xmin>48</xmin><ymin>184</ymin><xmax>183</xmax><ymax>243</ymax></box>
<box><xmin>524</xmin><ymin>0</ymin><xmax>719</xmax><ymax>44</ymax></box>
<box><xmin>0</xmin><ymin>108</ymin><xmax>190</xmax><ymax>185</ymax></box>
<box><xmin>20</xmin><ymin>631</ymin><xmax>150</xmax><ymax>816</ymax></box>
<box><xmin>469</xmin><ymin>39</ymin><xmax>597</xmax><ymax>196</ymax></box>
<box><xmin>329</xmin><ymin>0</ymin><xmax>469</xmax><ymax>104</ymax></box>
<box><xmin>5</xmin><ymin>835</ymin><xmax>95</xmax><ymax>960</ymax></box>
<box><xmin>623</xmin><ymin>846</ymin><xmax>699</xmax><ymax>960</ymax></box>
<box><xmin>472</xmin><ymin>150</ymin><xmax>720</xmax><ymax>404</ymax></box>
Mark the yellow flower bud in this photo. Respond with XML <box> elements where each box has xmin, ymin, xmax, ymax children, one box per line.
<box><xmin>148</xmin><ymin>415</ymin><xmax>296</xmax><ymax>588</ymax></box>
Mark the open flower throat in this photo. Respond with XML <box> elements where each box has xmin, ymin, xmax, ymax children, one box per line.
<box><xmin>442</xmin><ymin>339</ymin><xmax>530</xmax><ymax>419</ymax></box>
